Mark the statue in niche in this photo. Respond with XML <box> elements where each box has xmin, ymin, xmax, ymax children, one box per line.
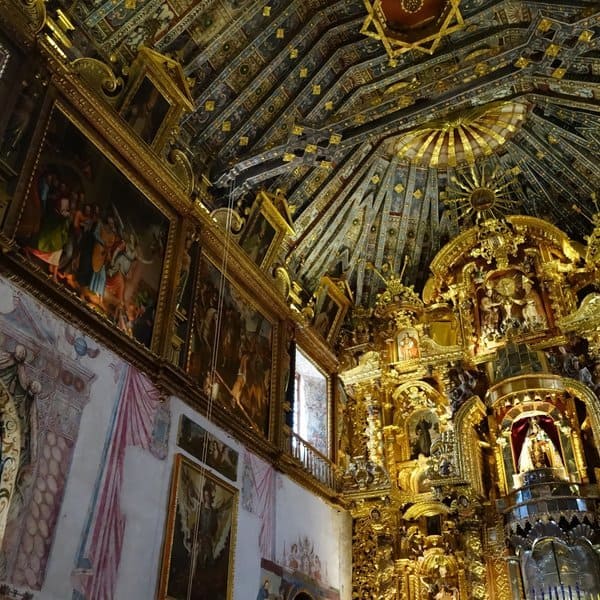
<box><xmin>411</xmin><ymin>418</ymin><xmax>433</xmax><ymax>458</ymax></box>
<box><xmin>398</xmin><ymin>329</ymin><xmax>419</xmax><ymax>361</ymax></box>
<box><xmin>517</xmin><ymin>417</ymin><xmax>564</xmax><ymax>473</ymax></box>
<box><xmin>520</xmin><ymin>277</ymin><xmax>547</xmax><ymax>331</ymax></box>
<box><xmin>479</xmin><ymin>286</ymin><xmax>502</xmax><ymax>340</ymax></box>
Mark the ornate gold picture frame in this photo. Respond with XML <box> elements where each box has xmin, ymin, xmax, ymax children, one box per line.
<box><xmin>12</xmin><ymin>100</ymin><xmax>175</xmax><ymax>350</ymax></box>
<box><xmin>239</xmin><ymin>189</ymin><xmax>294</xmax><ymax>271</ymax></box>
<box><xmin>158</xmin><ymin>453</ymin><xmax>238</xmax><ymax>600</ymax></box>
<box><xmin>188</xmin><ymin>250</ymin><xmax>277</xmax><ymax>437</ymax></box>
<box><xmin>119</xmin><ymin>48</ymin><xmax>194</xmax><ymax>153</ymax></box>
<box><xmin>312</xmin><ymin>275</ymin><xmax>351</xmax><ymax>344</ymax></box>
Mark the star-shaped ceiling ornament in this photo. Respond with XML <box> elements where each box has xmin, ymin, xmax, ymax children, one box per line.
<box><xmin>361</xmin><ymin>0</ymin><xmax>464</xmax><ymax>58</ymax></box>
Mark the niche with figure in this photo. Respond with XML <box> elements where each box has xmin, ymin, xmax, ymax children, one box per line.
<box><xmin>477</xmin><ymin>270</ymin><xmax>549</xmax><ymax>348</ymax></box>
<box><xmin>511</xmin><ymin>415</ymin><xmax>566</xmax><ymax>479</ymax></box>
<box><xmin>408</xmin><ymin>410</ymin><xmax>440</xmax><ymax>460</ymax></box>
<box><xmin>395</xmin><ymin>327</ymin><xmax>420</xmax><ymax>363</ymax></box>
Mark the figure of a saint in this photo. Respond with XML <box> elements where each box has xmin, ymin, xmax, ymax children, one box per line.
<box><xmin>517</xmin><ymin>418</ymin><xmax>564</xmax><ymax>473</ymax></box>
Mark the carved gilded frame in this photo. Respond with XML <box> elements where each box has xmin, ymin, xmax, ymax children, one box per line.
<box><xmin>157</xmin><ymin>453</ymin><xmax>238</xmax><ymax>600</ymax></box>
<box><xmin>8</xmin><ymin>99</ymin><xmax>176</xmax><ymax>353</ymax></box>
<box><xmin>239</xmin><ymin>189</ymin><xmax>294</xmax><ymax>271</ymax></box>
<box><xmin>187</xmin><ymin>247</ymin><xmax>280</xmax><ymax>440</ymax></box>
<box><xmin>118</xmin><ymin>48</ymin><xmax>194</xmax><ymax>153</ymax></box>
<box><xmin>312</xmin><ymin>275</ymin><xmax>351</xmax><ymax>344</ymax></box>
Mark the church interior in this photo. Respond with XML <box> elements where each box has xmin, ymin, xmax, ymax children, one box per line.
<box><xmin>1</xmin><ymin>0</ymin><xmax>600</xmax><ymax>598</ymax></box>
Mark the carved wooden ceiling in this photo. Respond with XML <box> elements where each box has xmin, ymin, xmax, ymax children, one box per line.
<box><xmin>65</xmin><ymin>0</ymin><xmax>600</xmax><ymax>305</ymax></box>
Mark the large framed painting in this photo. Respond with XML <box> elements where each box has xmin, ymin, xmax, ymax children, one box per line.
<box><xmin>14</xmin><ymin>103</ymin><xmax>172</xmax><ymax>348</ymax></box>
<box><xmin>158</xmin><ymin>454</ymin><xmax>237</xmax><ymax>600</ymax></box>
<box><xmin>189</xmin><ymin>252</ymin><xmax>274</xmax><ymax>435</ymax></box>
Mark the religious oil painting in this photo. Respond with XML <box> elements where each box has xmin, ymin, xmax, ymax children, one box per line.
<box><xmin>159</xmin><ymin>454</ymin><xmax>237</xmax><ymax>600</ymax></box>
<box><xmin>15</xmin><ymin>106</ymin><xmax>170</xmax><ymax>348</ymax></box>
<box><xmin>312</xmin><ymin>275</ymin><xmax>350</xmax><ymax>344</ymax></box>
<box><xmin>178</xmin><ymin>414</ymin><xmax>239</xmax><ymax>482</ymax></box>
<box><xmin>122</xmin><ymin>76</ymin><xmax>170</xmax><ymax>145</ymax></box>
<box><xmin>239</xmin><ymin>189</ymin><xmax>294</xmax><ymax>270</ymax></box>
<box><xmin>240</xmin><ymin>212</ymin><xmax>276</xmax><ymax>268</ymax></box>
<box><xmin>189</xmin><ymin>253</ymin><xmax>273</xmax><ymax>435</ymax></box>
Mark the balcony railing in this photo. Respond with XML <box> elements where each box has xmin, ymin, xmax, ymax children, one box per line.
<box><xmin>282</xmin><ymin>428</ymin><xmax>339</xmax><ymax>491</ymax></box>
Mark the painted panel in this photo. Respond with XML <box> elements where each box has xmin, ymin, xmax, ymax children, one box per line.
<box><xmin>189</xmin><ymin>253</ymin><xmax>273</xmax><ymax>435</ymax></box>
<box><xmin>178</xmin><ymin>414</ymin><xmax>239</xmax><ymax>482</ymax></box>
<box><xmin>158</xmin><ymin>453</ymin><xmax>237</xmax><ymax>600</ymax></box>
<box><xmin>15</xmin><ymin>105</ymin><xmax>171</xmax><ymax>348</ymax></box>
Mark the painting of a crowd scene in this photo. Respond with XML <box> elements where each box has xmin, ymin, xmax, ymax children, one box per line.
<box><xmin>189</xmin><ymin>255</ymin><xmax>273</xmax><ymax>435</ymax></box>
<box><xmin>15</xmin><ymin>107</ymin><xmax>169</xmax><ymax>347</ymax></box>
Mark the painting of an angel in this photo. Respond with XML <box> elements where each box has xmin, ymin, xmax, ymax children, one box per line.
<box><xmin>159</xmin><ymin>454</ymin><xmax>237</xmax><ymax>600</ymax></box>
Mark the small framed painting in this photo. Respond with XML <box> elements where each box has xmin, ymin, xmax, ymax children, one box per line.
<box><xmin>158</xmin><ymin>454</ymin><xmax>237</xmax><ymax>600</ymax></box>
<box><xmin>178</xmin><ymin>414</ymin><xmax>239</xmax><ymax>482</ymax></box>
<box><xmin>239</xmin><ymin>189</ymin><xmax>294</xmax><ymax>270</ymax></box>
<box><xmin>312</xmin><ymin>276</ymin><xmax>351</xmax><ymax>344</ymax></box>
<box><xmin>118</xmin><ymin>47</ymin><xmax>194</xmax><ymax>152</ymax></box>
<box><xmin>121</xmin><ymin>75</ymin><xmax>171</xmax><ymax>146</ymax></box>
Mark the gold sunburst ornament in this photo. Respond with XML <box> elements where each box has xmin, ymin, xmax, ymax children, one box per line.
<box><xmin>444</xmin><ymin>164</ymin><xmax>520</xmax><ymax>226</ymax></box>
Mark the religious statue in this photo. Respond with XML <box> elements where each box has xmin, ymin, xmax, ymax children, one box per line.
<box><xmin>521</xmin><ymin>277</ymin><xmax>547</xmax><ymax>331</ymax></box>
<box><xmin>412</xmin><ymin>418</ymin><xmax>433</xmax><ymax>458</ymax></box>
<box><xmin>480</xmin><ymin>286</ymin><xmax>501</xmax><ymax>338</ymax></box>
<box><xmin>517</xmin><ymin>418</ymin><xmax>564</xmax><ymax>473</ymax></box>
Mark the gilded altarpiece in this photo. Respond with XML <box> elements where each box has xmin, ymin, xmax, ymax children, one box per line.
<box><xmin>338</xmin><ymin>215</ymin><xmax>600</xmax><ymax>600</ymax></box>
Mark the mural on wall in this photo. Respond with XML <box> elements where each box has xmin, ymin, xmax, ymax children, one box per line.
<box><xmin>72</xmin><ymin>363</ymin><xmax>169</xmax><ymax>600</ymax></box>
<box><xmin>16</xmin><ymin>107</ymin><xmax>170</xmax><ymax>347</ymax></box>
<box><xmin>260</xmin><ymin>549</ymin><xmax>340</xmax><ymax>600</ymax></box>
<box><xmin>178</xmin><ymin>414</ymin><xmax>238</xmax><ymax>482</ymax></box>
<box><xmin>241</xmin><ymin>451</ymin><xmax>276</xmax><ymax>560</ymax></box>
<box><xmin>158</xmin><ymin>454</ymin><xmax>237</xmax><ymax>600</ymax></box>
<box><xmin>190</xmin><ymin>254</ymin><xmax>273</xmax><ymax>435</ymax></box>
<box><xmin>0</xmin><ymin>277</ymin><xmax>96</xmax><ymax>591</ymax></box>
<box><xmin>282</xmin><ymin>535</ymin><xmax>325</xmax><ymax>582</ymax></box>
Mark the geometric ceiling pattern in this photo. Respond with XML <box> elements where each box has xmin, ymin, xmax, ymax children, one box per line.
<box><xmin>68</xmin><ymin>0</ymin><xmax>600</xmax><ymax>306</ymax></box>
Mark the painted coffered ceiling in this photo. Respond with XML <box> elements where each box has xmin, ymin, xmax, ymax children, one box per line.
<box><xmin>65</xmin><ymin>0</ymin><xmax>600</xmax><ymax>306</ymax></box>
